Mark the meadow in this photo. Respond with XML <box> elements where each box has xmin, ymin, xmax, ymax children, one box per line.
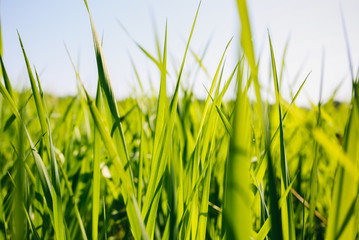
<box><xmin>0</xmin><ymin>0</ymin><xmax>358</xmax><ymax>239</ymax></box>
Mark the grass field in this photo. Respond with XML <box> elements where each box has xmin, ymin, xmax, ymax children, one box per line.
<box><xmin>1</xmin><ymin>0</ymin><xmax>358</xmax><ymax>239</ymax></box>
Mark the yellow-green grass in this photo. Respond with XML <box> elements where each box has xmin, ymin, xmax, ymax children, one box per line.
<box><xmin>0</xmin><ymin>0</ymin><xmax>358</xmax><ymax>239</ymax></box>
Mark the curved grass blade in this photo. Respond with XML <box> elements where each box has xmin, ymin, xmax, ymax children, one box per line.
<box><xmin>18</xmin><ymin>33</ymin><xmax>65</xmax><ymax>240</ymax></box>
<box><xmin>190</xmin><ymin>37</ymin><xmax>232</xmax><ymax>156</ymax></box>
<box><xmin>0</xmin><ymin>80</ymin><xmax>54</xmax><ymax>232</ymax></box>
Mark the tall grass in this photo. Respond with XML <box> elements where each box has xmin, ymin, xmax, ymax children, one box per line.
<box><xmin>0</xmin><ymin>0</ymin><xmax>358</xmax><ymax>239</ymax></box>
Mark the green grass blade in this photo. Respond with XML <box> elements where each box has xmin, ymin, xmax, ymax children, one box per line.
<box><xmin>14</xmin><ymin>97</ymin><xmax>25</xmax><ymax>240</ymax></box>
<box><xmin>325</xmin><ymin>96</ymin><xmax>359</xmax><ymax>239</ymax></box>
<box><xmin>268</xmin><ymin>32</ymin><xmax>295</xmax><ymax>240</ymax></box>
<box><xmin>92</xmin><ymin>82</ymin><xmax>102</xmax><ymax>240</ymax></box>
<box><xmin>18</xmin><ymin>33</ymin><xmax>66</xmax><ymax>240</ymax></box>
<box><xmin>223</xmin><ymin>71</ymin><xmax>252</xmax><ymax>239</ymax></box>
<box><xmin>142</xmin><ymin>4</ymin><xmax>200</xmax><ymax>238</ymax></box>
<box><xmin>153</xmin><ymin>21</ymin><xmax>168</xmax><ymax>160</ymax></box>
<box><xmin>117</xmin><ymin>20</ymin><xmax>161</xmax><ymax>69</ymax></box>
<box><xmin>77</xmin><ymin>75</ymin><xmax>149</xmax><ymax>239</ymax></box>
<box><xmin>83</xmin><ymin>1</ymin><xmax>131</xmax><ymax>179</ymax></box>
<box><xmin>191</xmin><ymin>38</ymin><xmax>232</xmax><ymax>155</ymax></box>
<box><xmin>18</xmin><ymin>33</ymin><xmax>47</xmax><ymax>137</ymax></box>
<box><xmin>235</xmin><ymin>0</ymin><xmax>264</xmax><ymax>138</ymax></box>
<box><xmin>0</xmin><ymin>55</ymin><xmax>14</xmax><ymax>97</ymax></box>
<box><xmin>308</xmin><ymin>50</ymin><xmax>325</xmax><ymax>236</ymax></box>
<box><xmin>0</xmin><ymin>80</ymin><xmax>54</xmax><ymax>231</ymax></box>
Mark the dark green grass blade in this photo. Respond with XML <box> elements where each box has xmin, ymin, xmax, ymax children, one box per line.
<box><xmin>268</xmin><ymin>32</ymin><xmax>295</xmax><ymax>240</ymax></box>
<box><xmin>0</xmin><ymin>18</ymin><xmax>2</xmax><ymax>56</ymax></box>
<box><xmin>190</xmin><ymin>38</ymin><xmax>232</xmax><ymax>155</ymax></box>
<box><xmin>255</xmin><ymin>173</ymin><xmax>297</xmax><ymax>240</ymax></box>
<box><xmin>254</xmin><ymin>71</ymin><xmax>310</xmax><ymax>186</ymax></box>
<box><xmin>0</xmin><ymin>55</ymin><xmax>14</xmax><ymax>97</ymax></box>
<box><xmin>18</xmin><ymin>33</ymin><xmax>65</xmax><ymax>240</ymax></box>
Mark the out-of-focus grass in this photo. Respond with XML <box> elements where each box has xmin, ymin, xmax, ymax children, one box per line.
<box><xmin>0</xmin><ymin>0</ymin><xmax>358</xmax><ymax>239</ymax></box>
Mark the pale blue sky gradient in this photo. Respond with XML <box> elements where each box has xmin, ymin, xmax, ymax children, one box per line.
<box><xmin>1</xmin><ymin>0</ymin><xmax>359</xmax><ymax>105</ymax></box>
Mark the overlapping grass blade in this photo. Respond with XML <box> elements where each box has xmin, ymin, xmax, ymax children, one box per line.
<box><xmin>141</xmin><ymin>3</ymin><xmax>200</xmax><ymax>238</ymax></box>
<box><xmin>268</xmin><ymin>32</ymin><xmax>295</xmax><ymax>240</ymax></box>
<box><xmin>308</xmin><ymin>50</ymin><xmax>324</xmax><ymax>235</ymax></box>
<box><xmin>18</xmin><ymin>33</ymin><xmax>66</xmax><ymax>240</ymax></box>
<box><xmin>325</xmin><ymin>12</ymin><xmax>359</xmax><ymax>240</ymax></box>
<box><xmin>83</xmin><ymin>1</ymin><xmax>131</xmax><ymax>182</ymax></box>
<box><xmin>76</xmin><ymin>74</ymin><xmax>149</xmax><ymax>239</ymax></box>
<box><xmin>0</xmin><ymin>78</ymin><xmax>54</xmax><ymax>235</ymax></box>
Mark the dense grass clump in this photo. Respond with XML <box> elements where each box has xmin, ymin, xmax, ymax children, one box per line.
<box><xmin>0</xmin><ymin>0</ymin><xmax>358</xmax><ymax>239</ymax></box>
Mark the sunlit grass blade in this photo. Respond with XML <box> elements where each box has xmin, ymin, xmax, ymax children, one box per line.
<box><xmin>216</xmin><ymin>63</ymin><xmax>239</xmax><ymax>136</ymax></box>
<box><xmin>190</xmin><ymin>37</ymin><xmax>232</xmax><ymax>155</ymax></box>
<box><xmin>142</xmin><ymin>3</ymin><xmax>200</xmax><ymax>238</ymax></box>
<box><xmin>223</xmin><ymin>69</ymin><xmax>252</xmax><ymax>239</ymax></box>
<box><xmin>235</xmin><ymin>0</ymin><xmax>264</xmax><ymax>138</ymax></box>
<box><xmin>189</xmin><ymin>38</ymin><xmax>213</xmax><ymax>80</ymax></box>
<box><xmin>92</xmin><ymin>82</ymin><xmax>102</xmax><ymax>240</ymax></box>
<box><xmin>0</xmin><ymin>55</ymin><xmax>14</xmax><ymax>97</ymax></box>
<box><xmin>279</xmin><ymin>35</ymin><xmax>290</xmax><ymax>88</ymax></box>
<box><xmin>153</xmin><ymin>21</ymin><xmax>168</xmax><ymax>160</ymax></box>
<box><xmin>83</xmin><ymin>1</ymin><xmax>131</xmax><ymax>181</ymax></box>
<box><xmin>268</xmin><ymin>32</ymin><xmax>295</xmax><ymax>240</ymax></box>
<box><xmin>140</xmin><ymin>22</ymin><xmax>169</xmax><ymax>238</ymax></box>
<box><xmin>254</xmin><ymin>71</ymin><xmax>310</xmax><ymax>187</ymax></box>
<box><xmin>76</xmin><ymin>75</ymin><xmax>149</xmax><ymax>239</ymax></box>
<box><xmin>18</xmin><ymin>32</ymin><xmax>66</xmax><ymax>240</ymax></box>
<box><xmin>117</xmin><ymin>20</ymin><xmax>161</xmax><ymax>69</ymax></box>
<box><xmin>254</xmin><ymin>171</ymin><xmax>296</xmax><ymax>240</ymax></box>
<box><xmin>14</xmin><ymin>95</ymin><xmax>25</xmax><ymax>240</ymax></box>
<box><xmin>324</xmin><ymin>105</ymin><xmax>359</xmax><ymax>240</ymax></box>
<box><xmin>308</xmin><ymin>50</ymin><xmax>324</xmax><ymax>236</ymax></box>
<box><xmin>325</xmin><ymin>72</ymin><xmax>359</xmax><ymax>240</ymax></box>
<box><xmin>0</xmin><ymin>80</ymin><xmax>55</xmax><ymax>234</ymax></box>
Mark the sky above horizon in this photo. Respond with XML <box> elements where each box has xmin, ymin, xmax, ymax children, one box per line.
<box><xmin>1</xmin><ymin>0</ymin><xmax>359</xmax><ymax>106</ymax></box>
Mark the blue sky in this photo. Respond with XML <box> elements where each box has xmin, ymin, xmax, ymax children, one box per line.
<box><xmin>1</xmin><ymin>0</ymin><xmax>359</xmax><ymax>105</ymax></box>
